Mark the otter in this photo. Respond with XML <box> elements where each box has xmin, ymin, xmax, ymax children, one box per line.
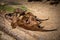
<box><xmin>5</xmin><ymin>8</ymin><xmax>57</xmax><ymax>31</ymax></box>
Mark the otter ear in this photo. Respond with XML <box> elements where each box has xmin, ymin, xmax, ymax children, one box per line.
<box><xmin>20</xmin><ymin>10</ymin><xmax>27</xmax><ymax>16</ymax></box>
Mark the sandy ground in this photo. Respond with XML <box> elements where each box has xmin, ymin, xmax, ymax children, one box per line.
<box><xmin>0</xmin><ymin>2</ymin><xmax>60</xmax><ymax>40</ymax></box>
<box><xmin>22</xmin><ymin>2</ymin><xmax>60</xmax><ymax>40</ymax></box>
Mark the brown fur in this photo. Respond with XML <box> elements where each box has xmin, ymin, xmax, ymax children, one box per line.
<box><xmin>11</xmin><ymin>12</ymin><xmax>40</xmax><ymax>30</ymax></box>
<box><xmin>5</xmin><ymin>8</ymin><xmax>57</xmax><ymax>31</ymax></box>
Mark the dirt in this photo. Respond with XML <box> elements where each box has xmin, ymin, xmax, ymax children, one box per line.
<box><xmin>0</xmin><ymin>2</ymin><xmax>60</xmax><ymax>40</ymax></box>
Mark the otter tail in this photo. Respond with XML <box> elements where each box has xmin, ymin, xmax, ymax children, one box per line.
<box><xmin>39</xmin><ymin>28</ymin><xmax>57</xmax><ymax>32</ymax></box>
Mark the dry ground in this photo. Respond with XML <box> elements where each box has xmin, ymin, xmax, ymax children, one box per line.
<box><xmin>0</xmin><ymin>2</ymin><xmax>60</xmax><ymax>40</ymax></box>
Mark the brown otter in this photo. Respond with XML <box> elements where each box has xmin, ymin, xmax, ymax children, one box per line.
<box><xmin>5</xmin><ymin>8</ymin><xmax>57</xmax><ymax>31</ymax></box>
